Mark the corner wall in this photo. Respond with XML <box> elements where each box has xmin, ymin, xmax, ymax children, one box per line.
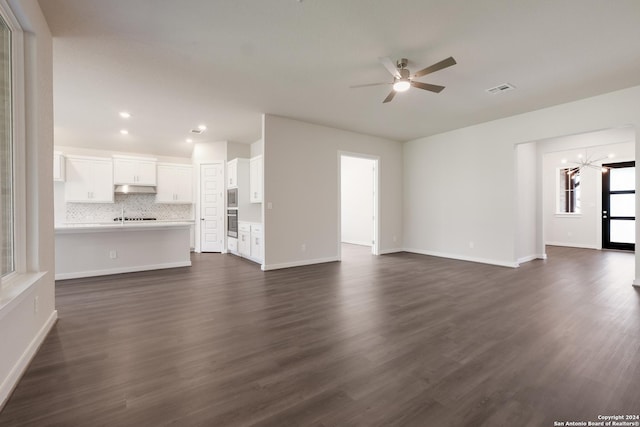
<box><xmin>404</xmin><ymin>85</ymin><xmax>640</xmax><ymax>279</ymax></box>
<box><xmin>263</xmin><ymin>115</ymin><xmax>403</xmax><ymax>270</ymax></box>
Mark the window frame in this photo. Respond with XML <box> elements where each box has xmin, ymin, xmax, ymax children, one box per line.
<box><xmin>556</xmin><ymin>166</ymin><xmax>582</xmax><ymax>216</ymax></box>
<box><xmin>0</xmin><ymin>0</ymin><xmax>27</xmax><ymax>291</ymax></box>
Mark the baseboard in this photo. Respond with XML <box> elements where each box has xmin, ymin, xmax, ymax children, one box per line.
<box><xmin>0</xmin><ymin>309</ymin><xmax>58</xmax><ymax>409</ymax></box>
<box><xmin>517</xmin><ymin>254</ymin><xmax>542</xmax><ymax>264</ymax></box>
<box><xmin>546</xmin><ymin>242</ymin><xmax>599</xmax><ymax>250</ymax></box>
<box><xmin>262</xmin><ymin>256</ymin><xmax>340</xmax><ymax>271</ymax></box>
<box><xmin>379</xmin><ymin>248</ymin><xmax>404</xmax><ymax>255</ymax></box>
<box><xmin>341</xmin><ymin>240</ymin><xmax>372</xmax><ymax>247</ymax></box>
<box><xmin>55</xmin><ymin>261</ymin><xmax>192</xmax><ymax>280</ymax></box>
<box><xmin>403</xmin><ymin>248</ymin><xmax>519</xmax><ymax>268</ymax></box>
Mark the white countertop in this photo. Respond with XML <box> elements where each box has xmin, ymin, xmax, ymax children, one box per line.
<box><xmin>55</xmin><ymin>220</ymin><xmax>194</xmax><ymax>233</ymax></box>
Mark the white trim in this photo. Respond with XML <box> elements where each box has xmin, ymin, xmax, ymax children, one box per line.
<box><xmin>261</xmin><ymin>256</ymin><xmax>340</xmax><ymax>271</ymax></box>
<box><xmin>379</xmin><ymin>248</ymin><xmax>404</xmax><ymax>255</ymax></box>
<box><xmin>517</xmin><ymin>254</ymin><xmax>545</xmax><ymax>264</ymax></box>
<box><xmin>54</xmin><ymin>261</ymin><xmax>192</xmax><ymax>280</ymax></box>
<box><xmin>403</xmin><ymin>248</ymin><xmax>519</xmax><ymax>268</ymax></box>
<box><xmin>545</xmin><ymin>242</ymin><xmax>599</xmax><ymax>250</ymax></box>
<box><xmin>112</xmin><ymin>154</ymin><xmax>158</xmax><ymax>162</ymax></box>
<box><xmin>341</xmin><ymin>239</ymin><xmax>372</xmax><ymax>247</ymax></box>
<box><xmin>0</xmin><ymin>309</ymin><xmax>57</xmax><ymax>409</ymax></box>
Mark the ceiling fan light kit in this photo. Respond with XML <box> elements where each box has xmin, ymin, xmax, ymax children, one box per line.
<box><xmin>351</xmin><ymin>56</ymin><xmax>457</xmax><ymax>103</ymax></box>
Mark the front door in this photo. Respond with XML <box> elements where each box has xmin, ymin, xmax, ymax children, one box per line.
<box><xmin>602</xmin><ymin>161</ymin><xmax>635</xmax><ymax>251</ymax></box>
<box><xmin>200</xmin><ymin>163</ymin><xmax>224</xmax><ymax>252</ymax></box>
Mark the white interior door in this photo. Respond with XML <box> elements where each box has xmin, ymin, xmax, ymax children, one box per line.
<box><xmin>200</xmin><ymin>163</ymin><xmax>224</xmax><ymax>252</ymax></box>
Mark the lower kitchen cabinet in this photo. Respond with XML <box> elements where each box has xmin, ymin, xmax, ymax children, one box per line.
<box><xmin>235</xmin><ymin>222</ymin><xmax>263</xmax><ymax>264</ymax></box>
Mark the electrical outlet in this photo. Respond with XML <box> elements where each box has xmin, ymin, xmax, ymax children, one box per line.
<box><xmin>393</xmin><ymin>235</ymin><xmax>397</xmax><ymax>243</ymax></box>
<box><xmin>109</xmin><ymin>250</ymin><xmax>117</xmax><ymax>259</ymax></box>
<box><xmin>469</xmin><ymin>241</ymin><xmax>475</xmax><ymax>249</ymax></box>
<box><xmin>301</xmin><ymin>243</ymin><xmax>306</xmax><ymax>252</ymax></box>
<box><xmin>267</xmin><ymin>202</ymin><xmax>273</xmax><ymax>210</ymax></box>
<box><xmin>33</xmin><ymin>296</ymin><xmax>39</xmax><ymax>314</ymax></box>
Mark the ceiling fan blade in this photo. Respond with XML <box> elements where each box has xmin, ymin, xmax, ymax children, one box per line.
<box><xmin>412</xmin><ymin>56</ymin><xmax>456</xmax><ymax>78</ymax></box>
<box><xmin>382</xmin><ymin>90</ymin><xmax>396</xmax><ymax>103</ymax></box>
<box><xmin>411</xmin><ymin>81</ymin><xmax>445</xmax><ymax>93</ymax></box>
<box><xmin>349</xmin><ymin>82</ymin><xmax>391</xmax><ymax>89</ymax></box>
<box><xmin>379</xmin><ymin>57</ymin><xmax>400</xmax><ymax>78</ymax></box>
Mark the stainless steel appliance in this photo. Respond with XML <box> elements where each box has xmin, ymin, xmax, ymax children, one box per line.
<box><xmin>227</xmin><ymin>188</ymin><xmax>238</xmax><ymax>208</ymax></box>
<box><xmin>227</xmin><ymin>209</ymin><xmax>238</xmax><ymax>238</ymax></box>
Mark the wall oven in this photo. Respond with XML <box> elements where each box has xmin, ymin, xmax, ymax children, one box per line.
<box><xmin>227</xmin><ymin>188</ymin><xmax>238</xmax><ymax>208</ymax></box>
<box><xmin>227</xmin><ymin>209</ymin><xmax>238</xmax><ymax>238</ymax></box>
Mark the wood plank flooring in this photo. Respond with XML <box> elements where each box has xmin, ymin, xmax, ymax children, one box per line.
<box><xmin>1</xmin><ymin>245</ymin><xmax>638</xmax><ymax>426</ymax></box>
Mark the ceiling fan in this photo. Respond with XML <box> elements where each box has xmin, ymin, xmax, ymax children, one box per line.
<box><xmin>351</xmin><ymin>56</ymin><xmax>456</xmax><ymax>103</ymax></box>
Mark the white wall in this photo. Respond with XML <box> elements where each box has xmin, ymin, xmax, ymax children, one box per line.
<box><xmin>541</xmin><ymin>135</ymin><xmax>634</xmax><ymax>249</ymax></box>
<box><xmin>263</xmin><ymin>115</ymin><xmax>403</xmax><ymax>270</ymax></box>
<box><xmin>516</xmin><ymin>142</ymin><xmax>538</xmax><ymax>263</ymax></box>
<box><xmin>404</xmin><ymin>85</ymin><xmax>640</xmax><ymax>279</ymax></box>
<box><xmin>0</xmin><ymin>0</ymin><xmax>56</xmax><ymax>407</ymax></box>
<box><xmin>341</xmin><ymin>156</ymin><xmax>374</xmax><ymax>246</ymax></box>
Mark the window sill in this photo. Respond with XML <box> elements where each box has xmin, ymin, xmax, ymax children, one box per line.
<box><xmin>0</xmin><ymin>272</ymin><xmax>46</xmax><ymax>320</ymax></box>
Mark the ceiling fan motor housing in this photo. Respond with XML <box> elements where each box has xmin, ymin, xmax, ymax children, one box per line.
<box><xmin>396</xmin><ymin>58</ymin><xmax>408</xmax><ymax>69</ymax></box>
<box><xmin>398</xmin><ymin>68</ymin><xmax>410</xmax><ymax>80</ymax></box>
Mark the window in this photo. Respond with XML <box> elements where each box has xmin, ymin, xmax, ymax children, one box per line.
<box><xmin>0</xmin><ymin>13</ymin><xmax>12</xmax><ymax>278</ymax></box>
<box><xmin>558</xmin><ymin>168</ymin><xmax>580</xmax><ymax>214</ymax></box>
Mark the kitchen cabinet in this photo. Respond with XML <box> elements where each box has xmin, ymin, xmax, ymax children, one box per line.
<box><xmin>227</xmin><ymin>159</ymin><xmax>238</xmax><ymax>188</ymax></box>
<box><xmin>113</xmin><ymin>156</ymin><xmax>157</xmax><ymax>185</ymax></box>
<box><xmin>238</xmin><ymin>222</ymin><xmax>251</xmax><ymax>257</ymax></box>
<box><xmin>53</xmin><ymin>151</ymin><xmax>65</xmax><ymax>182</ymax></box>
<box><xmin>227</xmin><ymin>237</ymin><xmax>238</xmax><ymax>253</ymax></box>
<box><xmin>156</xmin><ymin>163</ymin><xmax>193</xmax><ymax>203</ymax></box>
<box><xmin>64</xmin><ymin>155</ymin><xmax>114</xmax><ymax>203</ymax></box>
<box><xmin>250</xmin><ymin>224</ymin><xmax>263</xmax><ymax>262</ymax></box>
<box><xmin>235</xmin><ymin>222</ymin><xmax>262</xmax><ymax>263</ymax></box>
<box><xmin>249</xmin><ymin>155</ymin><xmax>263</xmax><ymax>203</ymax></box>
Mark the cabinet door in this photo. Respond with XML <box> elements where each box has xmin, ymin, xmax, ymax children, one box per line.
<box><xmin>114</xmin><ymin>158</ymin><xmax>156</xmax><ymax>185</ymax></box>
<box><xmin>250</xmin><ymin>156</ymin><xmax>263</xmax><ymax>203</ymax></box>
<box><xmin>136</xmin><ymin>161</ymin><xmax>157</xmax><ymax>185</ymax></box>
<box><xmin>113</xmin><ymin>159</ymin><xmax>137</xmax><ymax>184</ymax></box>
<box><xmin>174</xmin><ymin>166</ymin><xmax>193</xmax><ymax>203</ymax></box>
<box><xmin>155</xmin><ymin>165</ymin><xmax>175</xmax><ymax>203</ymax></box>
<box><xmin>65</xmin><ymin>158</ymin><xmax>113</xmax><ymax>203</ymax></box>
<box><xmin>250</xmin><ymin>225</ymin><xmax>263</xmax><ymax>261</ymax></box>
<box><xmin>156</xmin><ymin>164</ymin><xmax>193</xmax><ymax>203</ymax></box>
<box><xmin>238</xmin><ymin>231</ymin><xmax>250</xmax><ymax>256</ymax></box>
<box><xmin>227</xmin><ymin>160</ymin><xmax>237</xmax><ymax>189</ymax></box>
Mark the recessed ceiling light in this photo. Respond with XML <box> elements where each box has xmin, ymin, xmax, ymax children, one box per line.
<box><xmin>608</xmin><ymin>153</ymin><xmax>615</xmax><ymax>158</ymax></box>
<box><xmin>120</xmin><ymin>129</ymin><xmax>129</xmax><ymax>135</ymax></box>
<box><xmin>186</xmin><ymin>138</ymin><xmax>193</xmax><ymax>143</ymax></box>
<box><xmin>119</xmin><ymin>111</ymin><xmax>131</xmax><ymax>119</ymax></box>
<box><xmin>561</xmin><ymin>159</ymin><xmax>567</xmax><ymax>164</ymax></box>
<box><xmin>198</xmin><ymin>124</ymin><xmax>207</xmax><ymax>131</ymax></box>
<box><xmin>577</xmin><ymin>153</ymin><xmax>583</xmax><ymax>159</ymax></box>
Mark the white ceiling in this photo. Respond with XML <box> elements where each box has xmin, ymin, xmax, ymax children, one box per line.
<box><xmin>39</xmin><ymin>0</ymin><xmax>640</xmax><ymax>158</ymax></box>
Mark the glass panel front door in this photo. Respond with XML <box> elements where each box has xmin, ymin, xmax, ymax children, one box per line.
<box><xmin>602</xmin><ymin>162</ymin><xmax>635</xmax><ymax>251</ymax></box>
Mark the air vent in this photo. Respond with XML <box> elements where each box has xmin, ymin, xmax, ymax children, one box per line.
<box><xmin>190</xmin><ymin>129</ymin><xmax>204</xmax><ymax>134</ymax></box>
<box><xmin>486</xmin><ymin>83</ymin><xmax>516</xmax><ymax>94</ymax></box>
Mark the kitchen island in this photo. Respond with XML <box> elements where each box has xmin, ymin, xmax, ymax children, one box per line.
<box><xmin>55</xmin><ymin>221</ymin><xmax>193</xmax><ymax>280</ymax></box>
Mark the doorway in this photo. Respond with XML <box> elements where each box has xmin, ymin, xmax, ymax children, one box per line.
<box><xmin>199</xmin><ymin>163</ymin><xmax>224</xmax><ymax>252</ymax></box>
<box><xmin>602</xmin><ymin>161</ymin><xmax>635</xmax><ymax>251</ymax></box>
<box><xmin>339</xmin><ymin>154</ymin><xmax>379</xmax><ymax>257</ymax></box>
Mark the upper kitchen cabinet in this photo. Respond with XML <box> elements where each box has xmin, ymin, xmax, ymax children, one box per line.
<box><xmin>65</xmin><ymin>155</ymin><xmax>114</xmax><ymax>203</ymax></box>
<box><xmin>249</xmin><ymin>155</ymin><xmax>263</xmax><ymax>203</ymax></box>
<box><xmin>227</xmin><ymin>158</ymin><xmax>238</xmax><ymax>188</ymax></box>
<box><xmin>113</xmin><ymin>155</ymin><xmax>157</xmax><ymax>185</ymax></box>
<box><xmin>53</xmin><ymin>151</ymin><xmax>65</xmax><ymax>182</ymax></box>
<box><xmin>156</xmin><ymin>163</ymin><xmax>193</xmax><ymax>203</ymax></box>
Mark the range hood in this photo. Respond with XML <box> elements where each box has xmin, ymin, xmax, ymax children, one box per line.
<box><xmin>114</xmin><ymin>185</ymin><xmax>157</xmax><ymax>194</ymax></box>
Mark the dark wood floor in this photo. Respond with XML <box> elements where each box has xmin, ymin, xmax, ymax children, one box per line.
<box><xmin>1</xmin><ymin>245</ymin><xmax>638</xmax><ymax>426</ymax></box>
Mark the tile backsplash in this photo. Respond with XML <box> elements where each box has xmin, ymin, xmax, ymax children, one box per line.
<box><xmin>63</xmin><ymin>194</ymin><xmax>193</xmax><ymax>223</ymax></box>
